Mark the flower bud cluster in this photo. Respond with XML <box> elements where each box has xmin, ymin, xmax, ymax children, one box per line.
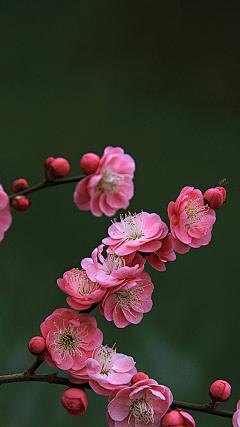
<box><xmin>44</xmin><ymin>156</ymin><xmax>70</xmax><ymax>181</ymax></box>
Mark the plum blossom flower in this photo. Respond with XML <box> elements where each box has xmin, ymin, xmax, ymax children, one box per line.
<box><xmin>209</xmin><ymin>379</ymin><xmax>231</xmax><ymax>405</ymax></box>
<box><xmin>233</xmin><ymin>400</ymin><xmax>240</xmax><ymax>427</ymax></box>
<box><xmin>61</xmin><ymin>388</ymin><xmax>88</xmax><ymax>416</ymax></box>
<box><xmin>102</xmin><ymin>211</ymin><xmax>168</xmax><ymax>256</ymax></box>
<box><xmin>40</xmin><ymin>308</ymin><xmax>103</xmax><ymax>372</ymax></box>
<box><xmin>74</xmin><ymin>146</ymin><xmax>135</xmax><ymax>217</ymax></box>
<box><xmin>107</xmin><ymin>376</ymin><xmax>173</xmax><ymax>427</ymax></box>
<box><xmin>161</xmin><ymin>410</ymin><xmax>195</xmax><ymax>427</ymax></box>
<box><xmin>99</xmin><ymin>271</ymin><xmax>154</xmax><ymax>328</ymax></box>
<box><xmin>69</xmin><ymin>344</ymin><xmax>137</xmax><ymax>396</ymax></box>
<box><xmin>204</xmin><ymin>186</ymin><xmax>226</xmax><ymax>209</ymax></box>
<box><xmin>0</xmin><ymin>184</ymin><xmax>12</xmax><ymax>242</ymax></box>
<box><xmin>81</xmin><ymin>245</ymin><xmax>145</xmax><ymax>288</ymax></box>
<box><xmin>145</xmin><ymin>234</ymin><xmax>176</xmax><ymax>271</ymax></box>
<box><xmin>167</xmin><ymin>186</ymin><xmax>216</xmax><ymax>250</ymax></box>
<box><xmin>57</xmin><ymin>268</ymin><xmax>107</xmax><ymax>310</ymax></box>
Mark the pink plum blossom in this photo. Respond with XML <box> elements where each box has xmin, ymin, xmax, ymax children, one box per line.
<box><xmin>233</xmin><ymin>400</ymin><xmax>240</xmax><ymax>427</ymax></box>
<box><xmin>57</xmin><ymin>268</ymin><xmax>107</xmax><ymax>310</ymax></box>
<box><xmin>61</xmin><ymin>388</ymin><xmax>88</xmax><ymax>416</ymax></box>
<box><xmin>161</xmin><ymin>410</ymin><xmax>195</xmax><ymax>427</ymax></box>
<box><xmin>40</xmin><ymin>308</ymin><xmax>103</xmax><ymax>372</ymax></box>
<box><xmin>145</xmin><ymin>234</ymin><xmax>176</xmax><ymax>271</ymax></box>
<box><xmin>107</xmin><ymin>377</ymin><xmax>173</xmax><ymax>427</ymax></box>
<box><xmin>74</xmin><ymin>146</ymin><xmax>135</xmax><ymax>217</ymax></box>
<box><xmin>99</xmin><ymin>271</ymin><xmax>154</xmax><ymax>328</ymax></box>
<box><xmin>209</xmin><ymin>379</ymin><xmax>231</xmax><ymax>404</ymax></box>
<box><xmin>81</xmin><ymin>245</ymin><xmax>145</xmax><ymax>288</ymax></box>
<box><xmin>102</xmin><ymin>211</ymin><xmax>168</xmax><ymax>256</ymax></box>
<box><xmin>69</xmin><ymin>345</ymin><xmax>137</xmax><ymax>396</ymax></box>
<box><xmin>167</xmin><ymin>186</ymin><xmax>216</xmax><ymax>249</ymax></box>
<box><xmin>0</xmin><ymin>184</ymin><xmax>12</xmax><ymax>242</ymax></box>
<box><xmin>204</xmin><ymin>186</ymin><xmax>226</xmax><ymax>209</ymax></box>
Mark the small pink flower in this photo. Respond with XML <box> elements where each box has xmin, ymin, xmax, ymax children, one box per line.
<box><xmin>102</xmin><ymin>211</ymin><xmax>168</xmax><ymax>256</ymax></box>
<box><xmin>57</xmin><ymin>268</ymin><xmax>107</xmax><ymax>310</ymax></box>
<box><xmin>209</xmin><ymin>379</ymin><xmax>231</xmax><ymax>405</ymax></box>
<box><xmin>61</xmin><ymin>388</ymin><xmax>88</xmax><ymax>416</ymax></box>
<box><xmin>99</xmin><ymin>271</ymin><xmax>154</xmax><ymax>328</ymax></box>
<box><xmin>161</xmin><ymin>410</ymin><xmax>195</xmax><ymax>427</ymax></box>
<box><xmin>81</xmin><ymin>245</ymin><xmax>145</xmax><ymax>288</ymax></box>
<box><xmin>40</xmin><ymin>308</ymin><xmax>103</xmax><ymax>372</ymax></box>
<box><xmin>168</xmin><ymin>186</ymin><xmax>216</xmax><ymax>249</ymax></box>
<box><xmin>107</xmin><ymin>377</ymin><xmax>173</xmax><ymax>427</ymax></box>
<box><xmin>145</xmin><ymin>234</ymin><xmax>176</xmax><ymax>271</ymax></box>
<box><xmin>69</xmin><ymin>345</ymin><xmax>137</xmax><ymax>396</ymax></box>
<box><xmin>204</xmin><ymin>186</ymin><xmax>226</xmax><ymax>209</ymax></box>
<box><xmin>74</xmin><ymin>146</ymin><xmax>135</xmax><ymax>217</ymax></box>
<box><xmin>233</xmin><ymin>400</ymin><xmax>240</xmax><ymax>427</ymax></box>
<box><xmin>0</xmin><ymin>184</ymin><xmax>12</xmax><ymax>242</ymax></box>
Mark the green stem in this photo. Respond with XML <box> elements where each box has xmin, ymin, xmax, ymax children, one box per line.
<box><xmin>171</xmin><ymin>400</ymin><xmax>233</xmax><ymax>418</ymax></box>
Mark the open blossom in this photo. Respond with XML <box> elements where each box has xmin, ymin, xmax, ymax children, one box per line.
<box><xmin>74</xmin><ymin>146</ymin><xmax>135</xmax><ymax>217</ymax></box>
<box><xmin>102</xmin><ymin>211</ymin><xmax>168</xmax><ymax>256</ymax></box>
<box><xmin>167</xmin><ymin>186</ymin><xmax>216</xmax><ymax>249</ymax></box>
<box><xmin>0</xmin><ymin>184</ymin><xmax>12</xmax><ymax>242</ymax></box>
<box><xmin>99</xmin><ymin>271</ymin><xmax>154</xmax><ymax>328</ymax></box>
<box><xmin>70</xmin><ymin>345</ymin><xmax>137</xmax><ymax>396</ymax></box>
<box><xmin>233</xmin><ymin>400</ymin><xmax>240</xmax><ymax>427</ymax></box>
<box><xmin>57</xmin><ymin>268</ymin><xmax>107</xmax><ymax>310</ymax></box>
<box><xmin>81</xmin><ymin>245</ymin><xmax>145</xmax><ymax>287</ymax></box>
<box><xmin>40</xmin><ymin>308</ymin><xmax>103</xmax><ymax>372</ymax></box>
<box><xmin>107</xmin><ymin>376</ymin><xmax>173</xmax><ymax>427</ymax></box>
<box><xmin>145</xmin><ymin>234</ymin><xmax>176</xmax><ymax>271</ymax></box>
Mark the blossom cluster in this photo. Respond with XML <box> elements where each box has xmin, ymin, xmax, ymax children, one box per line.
<box><xmin>3</xmin><ymin>145</ymin><xmax>229</xmax><ymax>426</ymax></box>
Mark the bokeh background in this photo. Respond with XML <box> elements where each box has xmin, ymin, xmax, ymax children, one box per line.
<box><xmin>0</xmin><ymin>1</ymin><xmax>239</xmax><ymax>426</ymax></box>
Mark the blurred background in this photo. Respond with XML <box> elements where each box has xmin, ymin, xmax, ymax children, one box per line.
<box><xmin>0</xmin><ymin>1</ymin><xmax>239</xmax><ymax>426</ymax></box>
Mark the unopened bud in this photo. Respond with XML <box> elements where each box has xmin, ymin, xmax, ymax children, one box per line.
<box><xmin>80</xmin><ymin>152</ymin><xmax>100</xmax><ymax>175</ymax></box>
<box><xmin>11</xmin><ymin>196</ymin><xmax>31</xmax><ymax>211</ymax></box>
<box><xmin>61</xmin><ymin>388</ymin><xmax>88</xmax><ymax>416</ymax></box>
<box><xmin>11</xmin><ymin>179</ymin><xmax>29</xmax><ymax>193</ymax></box>
<box><xmin>28</xmin><ymin>336</ymin><xmax>46</xmax><ymax>356</ymax></box>
<box><xmin>204</xmin><ymin>187</ymin><xmax>226</xmax><ymax>209</ymax></box>
<box><xmin>209</xmin><ymin>379</ymin><xmax>231</xmax><ymax>405</ymax></box>
<box><xmin>161</xmin><ymin>410</ymin><xmax>196</xmax><ymax>427</ymax></box>
<box><xmin>44</xmin><ymin>157</ymin><xmax>70</xmax><ymax>181</ymax></box>
<box><xmin>132</xmin><ymin>372</ymin><xmax>149</xmax><ymax>384</ymax></box>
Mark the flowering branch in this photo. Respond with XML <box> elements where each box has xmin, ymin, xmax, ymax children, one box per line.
<box><xmin>8</xmin><ymin>175</ymin><xmax>85</xmax><ymax>201</ymax></box>
<box><xmin>171</xmin><ymin>400</ymin><xmax>233</xmax><ymax>418</ymax></box>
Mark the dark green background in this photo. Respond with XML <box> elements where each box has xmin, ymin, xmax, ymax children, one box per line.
<box><xmin>0</xmin><ymin>1</ymin><xmax>239</xmax><ymax>426</ymax></box>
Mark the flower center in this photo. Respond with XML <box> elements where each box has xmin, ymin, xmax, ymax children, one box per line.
<box><xmin>102</xmin><ymin>254</ymin><xmax>125</xmax><ymax>274</ymax></box>
<box><xmin>113</xmin><ymin>213</ymin><xmax>145</xmax><ymax>241</ymax></box>
<box><xmin>97</xmin><ymin>170</ymin><xmax>123</xmax><ymax>193</ymax></box>
<box><xmin>130</xmin><ymin>398</ymin><xmax>155</xmax><ymax>425</ymax></box>
<box><xmin>53</xmin><ymin>322</ymin><xmax>88</xmax><ymax>359</ymax></box>
<box><xmin>185</xmin><ymin>198</ymin><xmax>209</xmax><ymax>227</ymax></box>
<box><xmin>69</xmin><ymin>268</ymin><xmax>102</xmax><ymax>295</ymax></box>
<box><xmin>94</xmin><ymin>345</ymin><xmax>115</xmax><ymax>375</ymax></box>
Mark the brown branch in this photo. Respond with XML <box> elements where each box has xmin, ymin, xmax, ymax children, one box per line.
<box><xmin>171</xmin><ymin>400</ymin><xmax>233</xmax><ymax>418</ymax></box>
<box><xmin>8</xmin><ymin>175</ymin><xmax>85</xmax><ymax>201</ymax></box>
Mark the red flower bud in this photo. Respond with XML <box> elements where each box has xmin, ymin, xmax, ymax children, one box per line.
<box><xmin>28</xmin><ymin>336</ymin><xmax>46</xmax><ymax>356</ymax></box>
<box><xmin>161</xmin><ymin>410</ymin><xmax>196</xmax><ymax>427</ymax></box>
<box><xmin>11</xmin><ymin>179</ymin><xmax>28</xmax><ymax>193</ymax></box>
<box><xmin>132</xmin><ymin>372</ymin><xmax>149</xmax><ymax>384</ymax></box>
<box><xmin>11</xmin><ymin>196</ymin><xmax>31</xmax><ymax>211</ymax></box>
<box><xmin>61</xmin><ymin>388</ymin><xmax>88</xmax><ymax>416</ymax></box>
<box><xmin>209</xmin><ymin>379</ymin><xmax>231</xmax><ymax>404</ymax></box>
<box><xmin>204</xmin><ymin>187</ymin><xmax>226</xmax><ymax>209</ymax></box>
<box><xmin>44</xmin><ymin>157</ymin><xmax>70</xmax><ymax>181</ymax></box>
<box><xmin>80</xmin><ymin>152</ymin><xmax>100</xmax><ymax>175</ymax></box>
